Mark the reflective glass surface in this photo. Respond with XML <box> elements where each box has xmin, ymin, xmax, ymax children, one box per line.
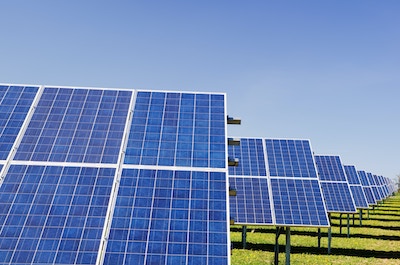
<box><xmin>314</xmin><ymin>156</ymin><xmax>347</xmax><ymax>182</ymax></box>
<box><xmin>0</xmin><ymin>165</ymin><xmax>115</xmax><ymax>264</ymax></box>
<box><xmin>349</xmin><ymin>186</ymin><xmax>369</xmax><ymax>209</ymax></box>
<box><xmin>271</xmin><ymin>178</ymin><xmax>329</xmax><ymax>226</ymax></box>
<box><xmin>265</xmin><ymin>139</ymin><xmax>317</xmax><ymax>178</ymax></box>
<box><xmin>14</xmin><ymin>87</ymin><xmax>131</xmax><ymax>164</ymax></box>
<box><xmin>0</xmin><ymin>85</ymin><xmax>38</xmax><ymax>160</ymax></box>
<box><xmin>320</xmin><ymin>182</ymin><xmax>357</xmax><ymax>212</ymax></box>
<box><xmin>228</xmin><ymin>138</ymin><xmax>266</xmax><ymax>176</ymax></box>
<box><xmin>104</xmin><ymin>169</ymin><xmax>228</xmax><ymax>265</ymax></box>
<box><xmin>229</xmin><ymin>177</ymin><xmax>273</xmax><ymax>225</ymax></box>
<box><xmin>124</xmin><ymin>92</ymin><xmax>226</xmax><ymax>168</ymax></box>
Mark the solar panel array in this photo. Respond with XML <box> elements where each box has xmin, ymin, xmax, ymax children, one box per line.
<box><xmin>0</xmin><ymin>85</ymin><xmax>230</xmax><ymax>265</ymax></box>
<box><xmin>343</xmin><ymin>165</ymin><xmax>369</xmax><ymax>209</ymax></box>
<box><xmin>314</xmin><ymin>156</ymin><xmax>357</xmax><ymax>213</ymax></box>
<box><xmin>228</xmin><ymin>138</ymin><xmax>329</xmax><ymax>227</ymax></box>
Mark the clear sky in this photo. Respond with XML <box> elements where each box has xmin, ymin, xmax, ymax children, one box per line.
<box><xmin>1</xmin><ymin>1</ymin><xmax>399</xmax><ymax>180</ymax></box>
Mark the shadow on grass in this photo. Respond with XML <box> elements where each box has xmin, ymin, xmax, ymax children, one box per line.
<box><xmin>230</xmin><ymin>227</ymin><xmax>400</xmax><ymax>241</ymax></box>
<box><xmin>232</xmin><ymin>241</ymin><xmax>400</xmax><ymax>259</ymax></box>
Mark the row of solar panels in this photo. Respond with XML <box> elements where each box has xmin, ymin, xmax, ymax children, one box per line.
<box><xmin>228</xmin><ymin>138</ymin><xmax>396</xmax><ymax>227</ymax></box>
<box><xmin>0</xmin><ymin>84</ymin><xmax>396</xmax><ymax>265</ymax></box>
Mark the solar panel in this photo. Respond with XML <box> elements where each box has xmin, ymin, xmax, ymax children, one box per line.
<box><xmin>266</xmin><ymin>139</ymin><xmax>329</xmax><ymax>226</ymax></box>
<box><xmin>229</xmin><ymin>177</ymin><xmax>273</xmax><ymax>225</ymax></box>
<box><xmin>14</xmin><ymin>87</ymin><xmax>131</xmax><ymax>164</ymax></box>
<box><xmin>228</xmin><ymin>138</ymin><xmax>329</xmax><ymax>227</ymax></box>
<box><xmin>314</xmin><ymin>156</ymin><xmax>356</xmax><ymax>213</ymax></box>
<box><xmin>343</xmin><ymin>165</ymin><xmax>369</xmax><ymax>209</ymax></box>
<box><xmin>0</xmin><ymin>85</ymin><xmax>231</xmax><ymax>265</ymax></box>
<box><xmin>0</xmin><ymin>85</ymin><xmax>39</xmax><ymax>161</ymax></box>
<box><xmin>0</xmin><ymin>165</ymin><xmax>115</xmax><ymax>264</ymax></box>
<box><xmin>357</xmin><ymin>170</ymin><xmax>377</xmax><ymax>205</ymax></box>
<box><xmin>367</xmin><ymin>172</ymin><xmax>382</xmax><ymax>202</ymax></box>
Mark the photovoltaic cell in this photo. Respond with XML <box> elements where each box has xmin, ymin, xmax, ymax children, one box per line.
<box><xmin>265</xmin><ymin>139</ymin><xmax>317</xmax><ymax>178</ymax></box>
<box><xmin>343</xmin><ymin>165</ymin><xmax>369</xmax><ymax>209</ymax></box>
<box><xmin>0</xmin><ymin>85</ymin><xmax>38</xmax><ymax>160</ymax></box>
<box><xmin>228</xmin><ymin>138</ymin><xmax>266</xmax><ymax>176</ymax></box>
<box><xmin>124</xmin><ymin>92</ymin><xmax>226</xmax><ymax>168</ymax></box>
<box><xmin>229</xmin><ymin>177</ymin><xmax>273</xmax><ymax>225</ymax></box>
<box><xmin>14</xmin><ymin>87</ymin><xmax>131</xmax><ymax>164</ymax></box>
<box><xmin>0</xmin><ymin>165</ymin><xmax>115</xmax><ymax>264</ymax></box>
<box><xmin>104</xmin><ymin>169</ymin><xmax>228</xmax><ymax>265</ymax></box>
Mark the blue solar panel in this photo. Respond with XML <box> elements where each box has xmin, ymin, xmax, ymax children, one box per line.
<box><xmin>14</xmin><ymin>87</ymin><xmax>131</xmax><ymax>164</ymax></box>
<box><xmin>104</xmin><ymin>169</ymin><xmax>228</xmax><ymax>265</ymax></box>
<box><xmin>229</xmin><ymin>177</ymin><xmax>273</xmax><ymax>225</ymax></box>
<box><xmin>314</xmin><ymin>155</ymin><xmax>356</xmax><ymax>213</ymax></box>
<box><xmin>0</xmin><ymin>85</ymin><xmax>38</xmax><ymax>160</ymax></box>
<box><xmin>124</xmin><ymin>92</ymin><xmax>226</xmax><ymax>168</ymax></box>
<box><xmin>349</xmin><ymin>186</ymin><xmax>369</xmax><ymax>209</ymax></box>
<box><xmin>271</xmin><ymin>178</ymin><xmax>329</xmax><ymax>226</ymax></box>
<box><xmin>0</xmin><ymin>165</ymin><xmax>115</xmax><ymax>264</ymax></box>
<box><xmin>343</xmin><ymin>165</ymin><xmax>369</xmax><ymax>209</ymax></box>
<box><xmin>228</xmin><ymin>138</ymin><xmax>266</xmax><ymax>176</ymax></box>
<box><xmin>319</xmin><ymin>182</ymin><xmax>357</xmax><ymax>212</ymax></box>
<box><xmin>357</xmin><ymin>170</ymin><xmax>377</xmax><ymax>205</ymax></box>
<box><xmin>343</xmin><ymin>165</ymin><xmax>361</xmax><ymax>185</ymax></box>
<box><xmin>367</xmin><ymin>172</ymin><xmax>381</xmax><ymax>202</ymax></box>
<box><xmin>265</xmin><ymin>139</ymin><xmax>317</xmax><ymax>178</ymax></box>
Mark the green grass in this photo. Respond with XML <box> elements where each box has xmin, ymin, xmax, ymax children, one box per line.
<box><xmin>230</xmin><ymin>192</ymin><xmax>400</xmax><ymax>264</ymax></box>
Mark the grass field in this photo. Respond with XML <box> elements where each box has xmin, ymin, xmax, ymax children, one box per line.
<box><xmin>230</xmin><ymin>192</ymin><xmax>400</xmax><ymax>264</ymax></box>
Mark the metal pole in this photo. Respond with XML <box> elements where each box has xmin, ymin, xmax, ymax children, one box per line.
<box><xmin>347</xmin><ymin>214</ymin><xmax>350</xmax><ymax>238</ymax></box>
<box><xmin>339</xmin><ymin>213</ymin><xmax>342</xmax><ymax>234</ymax></box>
<box><xmin>318</xmin><ymin>228</ymin><xmax>321</xmax><ymax>249</ymax></box>
<box><xmin>367</xmin><ymin>209</ymin><xmax>370</xmax><ymax>219</ymax></box>
<box><xmin>274</xmin><ymin>227</ymin><xmax>281</xmax><ymax>265</ymax></box>
<box><xmin>359</xmin><ymin>209</ymin><xmax>363</xmax><ymax>226</ymax></box>
<box><xmin>242</xmin><ymin>226</ymin><xmax>247</xmax><ymax>249</ymax></box>
<box><xmin>352</xmin><ymin>214</ymin><xmax>355</xmax><ymax>225</ymax></box>
<box><xmin>286</xmin><ymin>227</ymin><xmax>291</xmax><ymax>265</ymax></box>
<box><xmin>328</xmin><ymin>213</ymin><xmax>332</xmax><ymax>255</ymax></box>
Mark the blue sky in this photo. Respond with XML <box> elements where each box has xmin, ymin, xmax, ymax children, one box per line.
<box><xmin>1</xmin><ymin>1</ymin><xmax>399</xmax><ymax>180</ymax></box>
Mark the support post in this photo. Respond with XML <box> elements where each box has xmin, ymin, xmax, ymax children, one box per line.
<box><xmin>347</xmin><ymin>214</ymin><xmax>350</xmax><ymax>238</ymax></box>
<box><xmin>318</xmin><ymin>228</ymin><xmax>321</xmax><ymax>249</ymax></box>
<box><xmin>285</xmin><ymin>227</ymin><xmax>291</xmax><ymax>265</ymax></box>
<box><xmin>339</xmin><ymin>213</ymin><xmax>342</xmax><ymax>234</ymax></box>
<box><xmin>328</xmin><ymin>213</ymin><xmax>332</xmax><ymax>255</ymax></box>
<box><xmin>274</xmin><ymin>227</ymin><xmax>282</xmax><ymax>265</ymax></box>
<box><xmin>352</xmin><ymin>214</ymin><xmax>355</xmax><ymax>225</ymax></box>
<box><xmin>367</xmin><ymin>208</ymin><xmax>370</xmax><ymax>219</ymax></box>
<box><xmin>359</xmin><ymin>209</ymin><xmax>363</xmax><ymax>226</ymax></box>
<box><xmin>242</xmin><ymin>226</ymin><xmax>247</xmax><ymax>249</ymax></box>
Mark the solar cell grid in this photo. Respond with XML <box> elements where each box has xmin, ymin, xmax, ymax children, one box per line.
<box><xmin>124</xmin><ymin>92</ymin><xmax>226</xmax><ymax>169</ymax></box>
<box><xmin>104</xmin><ymin>168</ymin><xmax>228</xmax><ymax>265</ymax></box>
<box><xmin>271</xmin><ymin>178</ymin><xmax>329</xmax><ymax>226</ymax></box>
<box><xmin>314</xmin><ymin>155</ymin><xmax>356</xmax><ymax>213</ymax></box>
<box><xmin>0</xmin><ymin>85</ymin><xmax>38</xmax><ymax>160</ymax></box>
<box><xmin>343</xmin><ymin>165</ymin><xmax>361</xmax><ymax>185</ymax></box>
<box><xmin>14</xmin><ymin>87</ymin><xmax>131</xmax><ymax>164</ymax></box>
<box><xmin>229</xmin><ymin>177</ymin><xmax>273</xmax><ymax>225</ymax></box>
<box><xmin>228</xmin><ymin>138</ymin><xmax>266</xmax><ymax>176</ymax></box>
<box><xmin>0</xmin><ymin>165</ymin><xmax>115</xmax><ymax>264</ymax></box>
<box><xmin>349</xmin><ymin>186</ymin><xmax>369</xmax><ymax>209</ymax></box>
<box><xmin>314</xmin><ymin>156</ymin><xmax>347</xmax><ymax>182</ymax></box>
<box><xmin>265</xmin><ymin>139</ymin><xmax>317</xmax><ymax>178</ymax></box>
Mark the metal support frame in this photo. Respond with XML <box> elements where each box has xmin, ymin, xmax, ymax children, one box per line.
<box><xmin>347</xmin><ymin>214</ymin><xmax>350</xmax><ymax>238</ymax></box>
<box><xmin>285</xmin><ymin>227</ymin><xmax>291</xmax><ymax>265</ymax></box>
<box><xmin>359</xmin><ymin>209</ymin><xmax>363</xmax><ymax>226</ymax></box>
<box><xmin>328</xmin><ymin>213</ymin><xmax>332</xmax><ymax>254</ymax></box>
<box><xmin>242</xmin><ymin>226</ymin><xmax>247</xmax><ymax>249</ymax></box>
<box><xmin>317</xmin><ymin>228</ymin><xmax>321</xmax><ymax>249</ymax></box>
<box><xmin>274</xmin><ymin>227</ymin><xmax>283</xmax><ymax>265</ymax></box>
<box><xmin>339</xmin><ymin>213</ymin><xmax>342</xmax><ymax>234</ymax></box>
